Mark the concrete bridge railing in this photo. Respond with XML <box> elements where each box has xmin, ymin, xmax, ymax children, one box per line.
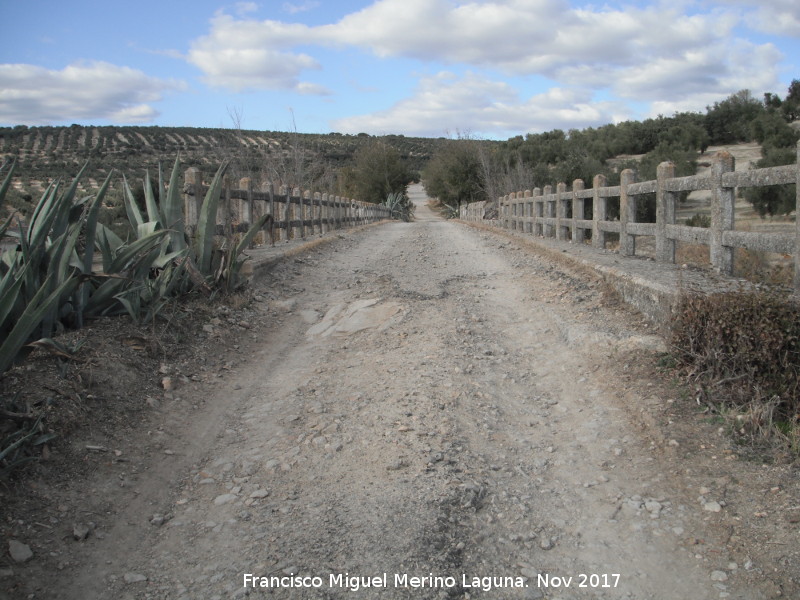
<box><xmin>460</xmin><ymin>141</ymin><xmax>800</xmax><ymax>294</ymax></box>
<box><xmin>183</xmin><ymin>167</ymin><xmax>391</xmax><ymax>243</ymax></box>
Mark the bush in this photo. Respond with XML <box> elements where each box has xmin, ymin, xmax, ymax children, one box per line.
<box><xmin>670</xmin><ymin>291</ymin><xmax>799</xmax><ymax>424</ymax></box>
<box><xmin>685</xmin><ymin>213</ymin><xmax>711</xmax><ymax>228</ymax></box>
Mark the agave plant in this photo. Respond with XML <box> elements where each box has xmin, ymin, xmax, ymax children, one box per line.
<box><xmin>121</xmin><ymin>157</ymin><xmax>272</xmax><ymax>292</ymax></box>
<box><xmin>0</xmin><ymin>159</ymin><xmax>82</xmax><ymax>372</ymax></box>
<box><xmin>0</xmin><ymin>160</ymin><xmax>176</xmax><ymax>371</ymax></box>
<box><xmin>383</xmin><ymin>191</ymin><xmax>414</xmax><ymax>222</ymax></box>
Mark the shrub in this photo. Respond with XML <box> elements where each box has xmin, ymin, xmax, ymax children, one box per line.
<box><xmin>685</xmin><ymin>213</ymin><xmax>711</xmax><ymax>228</ymax></box>
<box><xmin>670</xmin><ymin>290</ymin><xmax>800</xmax><ymax>426</ymax></box>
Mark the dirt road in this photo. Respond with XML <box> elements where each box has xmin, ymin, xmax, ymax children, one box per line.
<box><xmin>5</xmin><ymin>186</ymin><xmax>794</xmax><ymax>599</ymax></box>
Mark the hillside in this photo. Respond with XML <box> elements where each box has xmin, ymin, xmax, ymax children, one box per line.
<box><xmin>0</xmin><ymin>124</ymin><xmax>448</xmax><ymax>198</ymax></box>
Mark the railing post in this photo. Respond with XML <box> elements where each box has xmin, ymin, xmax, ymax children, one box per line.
<box><xmin>282</xmin><ymin>186</ymin><xmax>291</xmax><ymax>240</ymax></box>
<box><xmin>572</xmin><ymin>179</ymin><xmax>584</xmax><ymax>243</ymax></box>
<box><xmin>321</xmin><ymin>193</ymin><xmax>329</xmax><ymax>233</ymax></box>
<box><xmin>511</xmin><ymin>192</ymin><xmax>519</xmax><ymax>230</ymax></box>
<box><xmin>220</xmin><ymin>176</ymin><xmax>232</xmax><ymax>237</ymax></box>
<box><xmin>298</xmin><ymin>190</ymin><xmax>308</xmax><ymax>238</ymax></box>
<box><xmin>524</xmin><ymin>190</ymin><xmax>532</xmax><ymax>233</ymax></box>
<box><xmin>239</xmin><ymin>177</ymin><xmax>253</xmax><ymax>230</ymax></box>
<box><xmin>313</xmin><ymin>192</ymin><xmax>321</xmax><ymax>234</ymax></box>
<box><xmin>544</xmin><ymin>185</ymin><xmax>554</xmax><ymax>237</ymax></box>
<box><xmin>710</xmin><ymin>152</ymin><xmax>735</xmax><ymax>274</ymax></box>
<box><xmin>592</xmin><ymin>174</ymin><xmax>607</xmax><ymax>249</ymax></box>
<box><xmin>794</xmin><ymin>140</ymin><xmax>800</xmax><ymax>295</ymax></box>
<box><xmin>263</xmin><ymin>182</ymin><xmax>274</xmax><ymax>243</ymax></box>
<box><xmin>556</xmin><ymin>183</ymin><xmax>568</xmax><ymax>240</ymax></box>
<box><xmin>183</xmin><ymin>167</ymin><xmax>202</xmax><ymax>237</ymax></box>
<box><xmin>620</xmin><ymin>169</ymin><xmax>636</xmax><ymax>256</ymax></box>
<box><xmin>656</xmin><ymin>162</ymin><xmax>677</xmax><ymax>263</ymax></box>
<box><xmin>533</xmin><ymin>188</ymin><xmax>543</xmax><ymax>236</ymax></box>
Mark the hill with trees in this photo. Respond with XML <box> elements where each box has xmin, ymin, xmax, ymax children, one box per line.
<box><xmin>424</xmin><ymin>81</ymin><xmax>800</xmax><ymax>218</ymax></box>
<box><xmin>0</xmin><ymin>125</ymin><xmax>443</xmax><ymax>217</ymax></box>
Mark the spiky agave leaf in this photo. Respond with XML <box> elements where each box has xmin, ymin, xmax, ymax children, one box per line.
<box><xmin>195</xmin><ymin>160</ymin><xmax>229</xmax><ymax>275</ymax></box>
<box><xmin>122</xmin><ymin>174</ymin><xmax>144</xmax><ymax>231</ymax></box>
<box><xmin>162</xmin><ymin>155</ymin><xmax>186</xmax><ymax>252</ymax></box>
<box><xmin>0</xmin><ymin>275</ymin><xmax>79</xmax><ymax>373</ymax></box>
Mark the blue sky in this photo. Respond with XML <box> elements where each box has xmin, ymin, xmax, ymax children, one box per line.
<box><xmin>0</xmin><ymin>0</ymin><xmax>798</xmax><ymax>139</ymax></box>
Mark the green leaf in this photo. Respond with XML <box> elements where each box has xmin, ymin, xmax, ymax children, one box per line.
<box><xmin>143</xmin><ymin>169</ymin><xmax>162</xmax><ymax>224</ymax></box>
<box><xmin>0</xmin><ymin>275</ymin><xmax>79</xmax><ymax>374</ymax></box>
<box><xmin>109</xmin><ymin>230</ymin><xmax>170</xmax><ymax>273</ymax></box>
<box><xmin>163</xmin><ymin>155</ymin><xmax>186</xmax><ymax>251</ymax></box>
<box><xmin>195</xmin><ymin>160</ymin><xmax>229</xmax><ymax>274</ymax></box>
<box><xmin>0</xmin><ymin>262</ymin><xmax>28</xmax><ymax>327</ymax></box>
<box><xmin>77</xmin><ymin>171</ymin><xmax>114</xmax><ymax>326</ymax></box>
<box><xmin>233</xmin><ymin>213</ymin><xmax>272</xmax><ymax>261</ymax></box>
<box><xmin>122</xmin><ymin>174</ymin><xmax>144</xmax><ymax>230</ymax></box>
<box><xmin>0</xmin><ymin>158</ymin><xmax>15</xmax><ymax>203</ymax></box>
<box><xmin>83</xmin><ymin>276</ymin><xmax>128</xmax><ymax>315</ymax></box>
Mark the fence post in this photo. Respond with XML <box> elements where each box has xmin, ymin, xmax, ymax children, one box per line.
<box><xmin>240</xmin><ymin>177</ymin><xmax>253</xmax><ymax>231</ymax></box>
<box><xmin>620</xmin><ymin>169</ymin><xmax>636</xmax><ymax>256</ymax></box>
<box><xmin>183</xmin><ymin>167</ymin><xmax>202</xmax><ymax>237</ymax></box>
<box><xmin>281</xmin><ymin>186</ymin><xmax>291</xmax><ymax>240</ymax></box>
<box><xmin>542</xmin><ymin>185</ymin><xmax>553</xmax><ymax>237</ymax></box>
<box><xmin>656</xmin><ymin>162</ymin><xmax>677</xmax><ymax>263</ymax></box>
<box><xmin>592</xmin><ymin>174</ymin><xmax>607</xmax><ymax>249</ymax></box>
<box><xmin>710</xmin><ymin>152</ymin><xmax>735</xmax><ymax>274</ymax></box>
<box><xmin>572</xmin><ymin>179</ymin><xmax>584</xmax><ymax>243</ymax></box>
<box><xmin>794</xmin><ymin>141</ymin><xmax>800</xmax><ymax>295</ymax></box>
<box><xmin>321</xmin><ymin>193</ymin><xmax>328</xmax><ymax>233</ymax></box>
<box><xmin>533</xmin><ymin>188</ymin><xmax>543</xmax><ymax>236</ymax></box>
<box><xmin>523</xmin><ymin>190</ymin><xmax>532</xmax><ymax>233</ymax></box>
<box><xmin>556</xmin><ymin>183</ymin><xmax>567</xmax><ymax>240</ymax></box>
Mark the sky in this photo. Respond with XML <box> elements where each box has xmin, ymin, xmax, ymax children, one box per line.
<box><xmin>0</xmin><ymin>0</ymin><xmax>798</xmax><ymax>139</ymax></box>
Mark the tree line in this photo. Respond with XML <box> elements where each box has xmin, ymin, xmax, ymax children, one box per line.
<box><xmin>423</xmin><ymin>81</ymin><xmax>800</xmax><ymax>217</ymax></box>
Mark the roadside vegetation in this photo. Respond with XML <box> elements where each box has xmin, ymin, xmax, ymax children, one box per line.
<box><xmin>669</xmin><ymin>290</ymin><xmax>800</xmax><ymax>458</ymax></box>
<box><xmin>423</xmin><ymin>81</ymin><xmax>799</xmax><ymax>220</ymax></box>
<box><xmin>0</xmin><ymin>156</ymin><xmax>272</xmax><ymax>475</ymax></box>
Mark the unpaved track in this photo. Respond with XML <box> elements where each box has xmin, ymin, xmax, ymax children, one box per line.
<box><xmin>51</xmin><ymin>188</ymin><xmax>754</xmax><ymax>599</ymax></box>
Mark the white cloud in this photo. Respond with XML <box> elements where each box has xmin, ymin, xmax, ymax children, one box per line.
<box><xmin>184</xmin><ymin>1</ymin><xmax>789</xmax><ymax>133</ymax></box>
<box><xmin>235</xmin><ymin>2</ymin><xmax>259</xmax><ymax>16</ymax></box>
<box><xmin>331</xmin><ymin>72</ymin><xmax>623</xmax><ymax>137</ymax></box>
<box><xmin>186</xmin><ymin>12</ymin><xmax>329</xmax><ymax>93</ymax></box>
<box><xmin>190</xmin><ymin>1</ymin><xmax>782</xmax><ymax>98</ymax></box>
<box><xmin>282</xmin><ymin>1</ymin><xmax>320</xmax><ymax>14</ymax></box>
<box><xmin>0</xmin><ymin>61</ymin><xmax>184</xmax><ymax>125</ymax></box>
<box><xmin>714</xmin><ymin>0</ymin><xmax>800</xmax><ymax>37</ymax></box>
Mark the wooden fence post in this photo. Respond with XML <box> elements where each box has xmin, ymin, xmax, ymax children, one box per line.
<box><xmin>656</xmin><ymin>162</ymin><xmax>677</xmax><ymax>263</ymax></box>
<box><xmin>710</xmin><ymin>152</ymin><xmax>735</xmax><ymax>274</ymax></box>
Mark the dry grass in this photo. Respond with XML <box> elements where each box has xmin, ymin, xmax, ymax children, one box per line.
<box><xmin>670</xmin><ymin>290</ymin><xmax>800</xmax><ymax>457</ymax></box>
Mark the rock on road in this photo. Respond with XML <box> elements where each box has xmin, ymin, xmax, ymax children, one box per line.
<box><xmin>52</xmin><ymin>185</ymin><xmax>754</xmax><ymax>599</ymax></box>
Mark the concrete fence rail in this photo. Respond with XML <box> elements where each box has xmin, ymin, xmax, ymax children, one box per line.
<box><xmin>182</xmin><ymin>167</ymin><xmax>391</xmax><ymax>243</ymax></box>
<box><xmin>460</xmin><ymin>141</ymin><xmax>800</xmax><ymax>294</ymax></box>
